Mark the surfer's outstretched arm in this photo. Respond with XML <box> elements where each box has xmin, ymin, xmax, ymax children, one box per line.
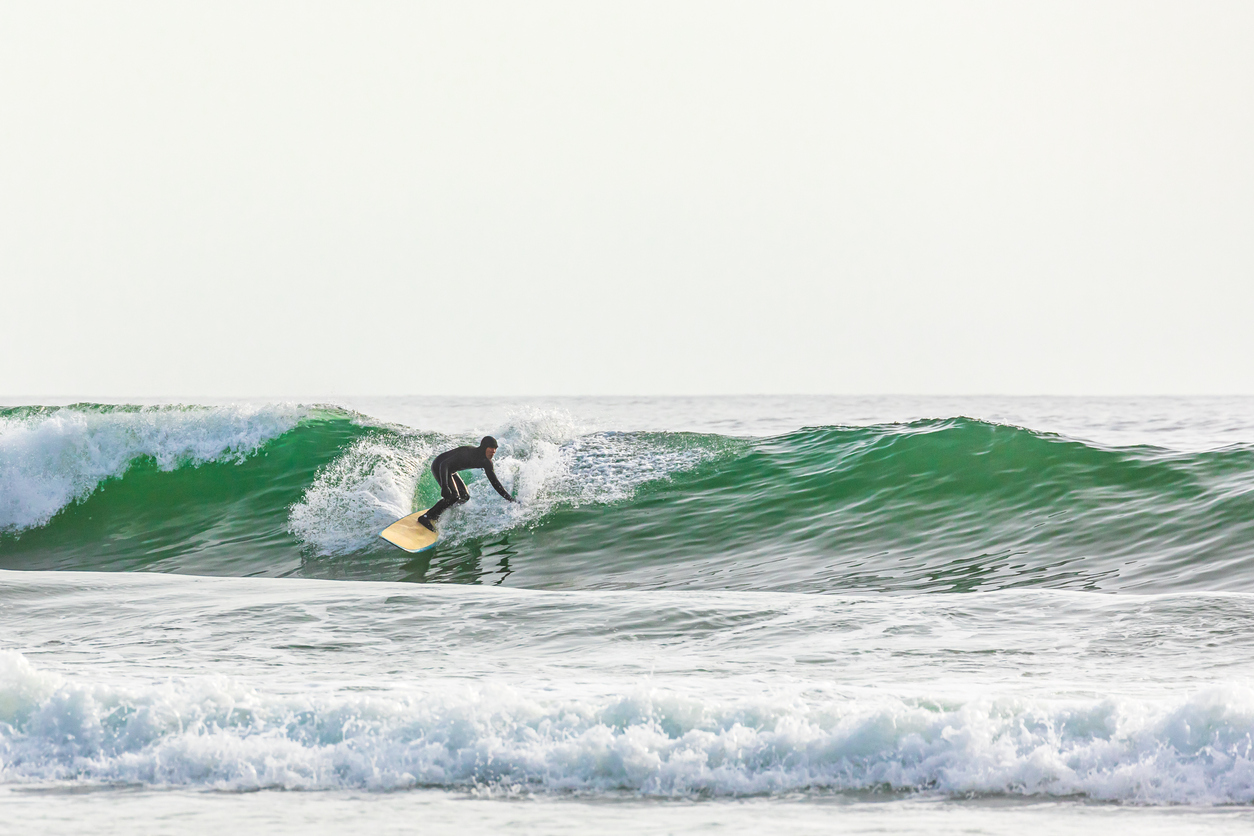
<box><xmin>484</xmin><ymin>461</ymin><xmax>515</xmax><ymax>502</ymax></box>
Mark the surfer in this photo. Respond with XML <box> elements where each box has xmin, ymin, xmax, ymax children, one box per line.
<box><xmin>417</xmin><ymin>436</ymin><xmax>515</xmax><ymax>531</ymax></box>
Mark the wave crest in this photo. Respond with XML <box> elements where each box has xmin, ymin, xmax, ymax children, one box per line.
<box><xmin>0</xmin><ymin>404</ymin><xmax>305</xmax><ymax>535</ymax></box>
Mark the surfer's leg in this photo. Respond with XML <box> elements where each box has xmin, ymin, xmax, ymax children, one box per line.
<box><xmin>427</xmin><ymin>474</ymin><xmax>469</xmax><ymax>522</ymax></box>
<box><xmin>425</xmin><ymin>496</ymin><xmax>456</xmax><ymax>522</ymax></box>
<box><xmin>424</xmin><ymin>466</ymin><xmax>461</xmax><ymax>523</ymax></box>
<box><xmin>422</xmin><ymin>472</ymin><xmax>471</xmax><ymax>530</ymax></box>
<box><xmin>451</xmin><ymin>473</ymin><xmax>469</xmax><ymax>504</ymax></box>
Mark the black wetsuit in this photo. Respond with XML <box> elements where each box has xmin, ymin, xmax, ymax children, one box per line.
<box><xmin>424</xmin><ymin>445</ymin><xmax>514</xmax><ymax>522</ymax></box>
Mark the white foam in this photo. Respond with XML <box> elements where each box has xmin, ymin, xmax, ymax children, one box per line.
<box><xmin>3</xmin><ymin>650</ymin><xmax>1254</xmax><ymax>802</ymax></box>
<box><xmin>0</xmin><ymin>405</ymin><xmax>306</xmax><ymax>534</ymax></box>
<box><xmin>288</xmin><ymin>432</ymin><xmax>439</xmax><ymax>555</ymax></box>
<box><xmin>287</xmin><ymin>408</ymin><xmax>735</xmax><ymax>555</ymax></box>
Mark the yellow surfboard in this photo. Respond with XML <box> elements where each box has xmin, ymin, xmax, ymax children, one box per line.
<box><xmin>379</xmin><ymin>509</ymin><xmax>439</xmax><ymax>553</ymax></box>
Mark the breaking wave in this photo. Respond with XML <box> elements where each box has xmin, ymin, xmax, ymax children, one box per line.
<box><xmin>3</xmin><ymin>650</ymin><xmax>1253</xmax><ymax>802</ymax></box>
<box><xmin>3</xmin><ymin>404</ymin><xmax>1254</xmax><ymax>593</ymax></box>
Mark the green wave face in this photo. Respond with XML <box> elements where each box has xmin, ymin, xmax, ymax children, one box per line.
<box><xmin>479</xmin><ymin>420</ymin><xmax>1254</xmax><ymax>593</ymax></box>
<box><xmin>3</xmin><ymin>406</ymin><xmax>1253</xmax><ymax>592</ymax></box>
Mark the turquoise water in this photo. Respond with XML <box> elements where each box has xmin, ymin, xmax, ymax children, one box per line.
<box><xmin>3</xmin><ymin>396</ymin><xmax>1254</xmax><ymax>833</ymax></box>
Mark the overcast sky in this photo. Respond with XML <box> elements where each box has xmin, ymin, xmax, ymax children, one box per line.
<box><xmin>1</xmin><ymin>2</ymin><xmax>1251</xmax><ymax>397</ymax></box>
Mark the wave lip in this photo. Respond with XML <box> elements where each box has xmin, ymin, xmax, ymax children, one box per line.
<box><xmin>0</xmin><ymin>404</ymin><xmax>306</xmax><ymax>535</ymax></box>
<box><xmin>3</xmin><ymin>650</ymin><xmax>1254</xmax><ymax>803</ymax></box>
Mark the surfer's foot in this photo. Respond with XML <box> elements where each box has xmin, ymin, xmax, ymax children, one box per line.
<box><xmin>417</xmin><ymin>515</ymin><xmax>435</xmax><ymax>532</ymax></box>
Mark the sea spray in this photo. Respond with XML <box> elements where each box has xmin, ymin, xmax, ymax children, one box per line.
<box><xmin>289</xmin><ymin>407</ymin><xmax>739</xmax><ymax>554</ymax></box>
<box><xmin>288</xmin><ymin>431</ymin><xmax>444</xmax><ymax>555</ymax></box>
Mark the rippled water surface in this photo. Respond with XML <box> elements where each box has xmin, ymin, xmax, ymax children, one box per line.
<box><xmin>3</xmin><ymin>396</ymin><xmax>1254</xmax><ymax>833</ymax></box>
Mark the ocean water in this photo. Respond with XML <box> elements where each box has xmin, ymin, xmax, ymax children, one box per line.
<box><xmin>2</xmin><ymin>395</ymin><xmax>1254</xmax><ymax>834</ymax></box>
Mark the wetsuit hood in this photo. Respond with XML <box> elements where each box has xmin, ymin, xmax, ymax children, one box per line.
<box><xmin>479</xmin><ymin>436</ymin><xmax>498</xmax><ymax>449</ymax></box>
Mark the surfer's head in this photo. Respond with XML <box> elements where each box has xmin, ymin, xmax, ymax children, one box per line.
<box><xmin>479</xmin><ymin>436</ymin><xmax>498</xmax><ymax>459</ymax></box>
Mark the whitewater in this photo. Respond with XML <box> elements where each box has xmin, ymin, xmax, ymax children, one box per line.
<box><xmin>2</xmin><ymin>396</ymin><xmax>1254</xmax><ymax>834</ymax></box>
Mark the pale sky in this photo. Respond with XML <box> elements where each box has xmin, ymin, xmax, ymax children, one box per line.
<box><xmin>2</xmin><ymin>2</ymin><xmax>1251</xmax><ymax>397</ymax></box>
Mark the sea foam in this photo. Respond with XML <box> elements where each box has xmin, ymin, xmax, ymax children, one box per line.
<box><xmin>0</xmin><ymin>405</ymin><xmax>305</xmax><ymax>534</ymax></box>
<box><xmin>288</xmin><ymin>408</ymin><xmax>736</xmax><ymax>555</ymax></box>
<box><xmin>2</xmin><ymin>650</ymin><xmax>1254</xmax><ymax>802</ymax></box>
<box><xmin>287</xmin><ymin>431</ymin><xmax>441</xmax><ymax>555</ymax></box>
